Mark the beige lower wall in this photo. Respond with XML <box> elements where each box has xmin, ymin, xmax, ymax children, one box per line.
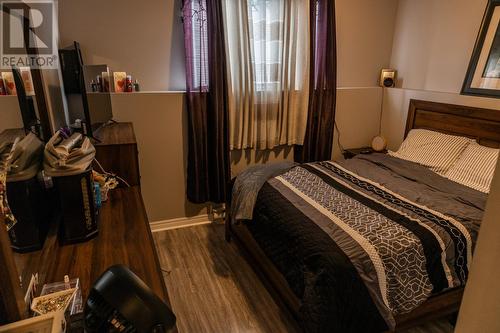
<box><xmin>111</xmin><ymin>91</ymin><xmax>297</xmax><ymax>221</ymax></box>
<box><xmin>381</xmin><ymin>88</ymin><xmax>500</xmax><ymax>151</ymax></box>
<box><xmin>110</xmin><ymin>92</ymin><xmax>206</xmax><ymax>222</ymax></box>
<box><xmin>8</xmin><ymin>87</ymin><xmax>499</xmax><ymax>222</ymax></box>
<box><xmin>333</xmin><ymin>87</ymin><xmax>383</xmax><ymax>160</ymax></box>
<box><xmin>111</xmin><ymin>87</ymin><xmax>382</xmax><ymax>222</ymax></box>
<box><xmin>0</xmin><ymin>96</ymin><xmax>22</xmax><ymax>133</ymax></box>
<box><xmin>1</xmin><ymin>87</ymin><xmax>384</xmax><ymax>222</ymax></box>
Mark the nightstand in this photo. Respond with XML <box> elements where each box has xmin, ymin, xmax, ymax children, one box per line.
<box><xmin>343</xmin><ymin>147</ymin><xmax>386</xmax><ymax>159</ymax></box>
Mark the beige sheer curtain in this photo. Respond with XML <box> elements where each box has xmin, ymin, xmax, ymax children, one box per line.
<box><xmin>223</xmin><ymin>0</ymin><xmax>310</xmax><ymax>150</ymax></box>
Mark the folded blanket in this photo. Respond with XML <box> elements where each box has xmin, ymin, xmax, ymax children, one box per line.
<box><xmin>231</xmin><ymin>161</ymin><xmax>296</xmax><ymax>223</ymax></box>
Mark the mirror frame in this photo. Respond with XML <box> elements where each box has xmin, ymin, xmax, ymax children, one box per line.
<box><xmin>1</xmin><ymin>2</ymin><xmax>53</xmax><ymax>140</ymax></box>
<box><xmin>0</xmin><ymin>3</ymin><xmax>54</xmax><ymax>323</ymax></box>
<box><xmin>0</xmin><ymin>213</ymin><xmax>27</xmax><ymax>323</ymax></box>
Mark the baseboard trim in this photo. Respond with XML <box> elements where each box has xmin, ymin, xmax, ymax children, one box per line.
<box><xmin>150</xmin><ymin>214</ymin><xmax>211</xmax><ymax>232</ymax></box>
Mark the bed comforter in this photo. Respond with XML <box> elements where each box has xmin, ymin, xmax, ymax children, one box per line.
<box><xmin>238</xmin><ymin>153</ymin><xmax>486</xmax><ymax>332</ymax></box>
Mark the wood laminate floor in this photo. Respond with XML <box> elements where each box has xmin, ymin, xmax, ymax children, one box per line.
<box><xmin>153</xmin><ymin>223</ymin><xmax>454</xmax><ymax>333</ymax></box>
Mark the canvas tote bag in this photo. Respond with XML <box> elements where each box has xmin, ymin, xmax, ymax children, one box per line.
<box><xmin>6</xmin><ymin>133</ymin><xmax>44</xmax><ymax>182</ymax></box>
<box><xmin>0</xmin><ymin>132</ymin><xmax>44</xmax><ymax>229</ymax></box>
<box><xmin>44</xmin><ymin>132</ymin><xmax>96</xmax><ymax>177</ymax></box>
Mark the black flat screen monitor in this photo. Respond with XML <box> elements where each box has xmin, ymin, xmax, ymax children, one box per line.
<box><xmin>59</xmin><ymin>42</ymin><xmax>113</xmax><ymax>139</ymax></box>
<box><xmin>12</xmin><ymin>68</ymin><xmax>38</xmax><ymax>135</ymax></box>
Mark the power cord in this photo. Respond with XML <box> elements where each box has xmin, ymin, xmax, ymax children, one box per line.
<box><xmin>378</xmin><ymin>88</ymin><xmax>385</xmax><ymax>135</ymax></box>
<box><xmin>334</xmin><ymin>121</ymin><xmax>345</xmax><ymax>154</ymax></box>
<box><xmin>93</xmin><ymin>158</ymin><xmax>131</xmax><ymax>188</ymax></box>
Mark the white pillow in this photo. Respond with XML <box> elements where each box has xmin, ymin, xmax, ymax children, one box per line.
<box><xmin>444</xmin><ymin>142</ymin><xmax>499</xmax><ymax>193</ymax></box>
<box><xmin>389</xmin><ymin>129</ymin><xmax>473</xmax><ymax>175</ymax></box>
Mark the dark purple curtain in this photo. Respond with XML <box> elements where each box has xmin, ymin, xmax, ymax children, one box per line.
<box><xmin>297</xmin><ymin>0</ymin><xmax>337</xmax><ymax>163</ymax></box>
<box><xmin>182</xmin><ymin>0</ymin><xmax>230</xmax><ymax>204</ymax></box>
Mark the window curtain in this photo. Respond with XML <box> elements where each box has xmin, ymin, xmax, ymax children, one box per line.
<box><xmin>297</xmin><ymin>0</ymin><xmax>337</xmax><ymax>163</ymax></box>
<box><xmin>182</xmin><ymin>0</ymin><xmax>230</xmax><ymax>204</ymax></box>
<box><xmin>222</xmin><ymin>0</ymin><xmax>310</xmax><ymax>150</ymax></box>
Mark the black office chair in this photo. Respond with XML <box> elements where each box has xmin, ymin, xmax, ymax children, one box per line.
<box><xmin>84</xmin><ymin>265</ymin><xmax>176</xmax><ymax>333</ymax></box>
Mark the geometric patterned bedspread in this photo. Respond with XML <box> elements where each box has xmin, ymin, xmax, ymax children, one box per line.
<box><xmin>245</xmin><ymin>156</ymin><xmax>484</xmax><ymax>331</ymax></box>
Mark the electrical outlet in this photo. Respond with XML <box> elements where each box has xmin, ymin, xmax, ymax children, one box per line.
<box><xmin>209</xmin><ymin>203</ymin><xmax>226</xmax><ymax>223</ymax></box>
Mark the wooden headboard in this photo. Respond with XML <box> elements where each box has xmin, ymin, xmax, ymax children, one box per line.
<box><xmin>405</xmin><ymin>99</ymin><xmax>500</xmax><ymax>148</ymax></box>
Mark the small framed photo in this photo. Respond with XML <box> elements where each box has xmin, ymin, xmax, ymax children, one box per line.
<box><xmin>462</xmin><ymin>0</ymin><xmax>500</xmax><ymax>98</ymax></box>
<box><xmin>113</xmin><ymin>72</ymin><xmax>127</xmax><ymax>93</ymax></box>
<box><xmin>20</xmin><ymin>67</ymin><xmax>35</xmax><ymax>96</ymax></box>
<box><xmin>1</xmin><ymin>72</ymin><xmax>17</xmax><ymax>95</ymax></box>
<box><xmin>102</xmin><ymin>71</ymin><xmax>110</xmax><ymax>92</ymax></box>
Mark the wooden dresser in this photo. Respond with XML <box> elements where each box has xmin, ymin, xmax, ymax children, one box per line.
<box><xmin>93</xmin><ymin>122</ymin><xmax>141</xmax><ymax>187</ymax></box>
<box><xmin>3</xmin><ymin>123</ymin><xmax>177</xmax><ymax>331</ymax></box>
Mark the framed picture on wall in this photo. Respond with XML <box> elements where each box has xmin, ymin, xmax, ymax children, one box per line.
<box><xmin>462</xmin><ymin>0</ymin><xmax>500</xmax><ymax>98</ymax></box>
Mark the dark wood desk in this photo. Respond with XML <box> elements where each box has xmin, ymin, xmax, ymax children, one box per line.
<box><xmin>4</xmin><ymin>124</ymin><xmax>176</xmax><ymax>330</ymax></box>
<box><xmin>23</xmin><ymin>186</ymin><xmax>169</xmax><ymax>303</ymax></box>
<box><xmin>93</xmin><ymin>123</ymin><xmax>141</xmax><ymax>187</ymax></box>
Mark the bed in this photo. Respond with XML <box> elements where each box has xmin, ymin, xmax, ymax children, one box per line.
<box><xmin>226</xmin><ymin>99</ymin><xmax>500</xmax><ymax>332</ymax></box>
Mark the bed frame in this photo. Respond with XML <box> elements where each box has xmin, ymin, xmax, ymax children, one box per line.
<box><xmin>226</xmin><ymin>99</ymin><xmax>500</xmax><ymax>331</ymax></box>
<box><xmin>405</xmin><ymin>99</ymin><xmax>500</xmax><ymax>148</ymax></box>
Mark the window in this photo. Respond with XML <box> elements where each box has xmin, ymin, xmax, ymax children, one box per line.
<box><xmin>184</xmin><ymin>0</ymin><xmax>310</xmax><ymax>149</ymax></box>
<box><xmin>248</xmin><ymin>0</ymin><xmax>284</xmax><ymax>91</ymax></box>
<box><xmin>183</xmin><ymin>0</ymin><xmax>209</xmax><ymax>91</ymax></box>
<box><xmin>223</xmin><ymin>0</ymin><xmax>310</xmax><ymax>149</ymax></box>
